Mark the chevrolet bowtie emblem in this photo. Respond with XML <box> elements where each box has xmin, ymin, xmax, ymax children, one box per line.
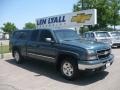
<box><xmin>71</xmin><ymin>13</ymin><xmax>92</xmax><ymax>23</ymax></box>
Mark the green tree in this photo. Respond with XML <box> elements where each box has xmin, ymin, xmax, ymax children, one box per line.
<box><xmin>109</xmin><ymin>0</ymin><xmax>120</xmax><ymax>29</ymax></box>
<box><xmin>73</xmin><ymin>0</ymin><xmax>120</xmax><ymax>30</ymax></box>
<box><xmin>1</xmin><ymin>22</ymin><xmax>17</xmax><ymax>34</ymax></box>
<box><xmin>23</xmin><ymin>22</ymin><xmax>36</xmax><ymax>29</ymax></box>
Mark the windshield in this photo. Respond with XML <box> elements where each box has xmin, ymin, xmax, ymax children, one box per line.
<box><xmin>95</xmin><ymin>32</ymin><xmax>110</xmax><ymax>37</ymax></box>
<box><xmin>110</xmin><ymin>32</ymin><xmax>120</xmax><ymax>37</ymax></box>
<box><xmin>54</xmin><ymin>30</ymin><xmax>80</xmax><ymax>42</ymax></box>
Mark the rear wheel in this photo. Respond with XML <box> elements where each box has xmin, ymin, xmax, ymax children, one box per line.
<box><xmin>13</xmin><ymin>50</ymin><xmax>23</xmax><ymax>64</ymax></box>
<box><xmin>60</xmin><ymin>58</ymin><xmax>78</xmax><ymax>80</ymax></box>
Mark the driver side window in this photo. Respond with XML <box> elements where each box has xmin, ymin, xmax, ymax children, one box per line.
<box><xmin>39</xmin><ymin>30</ymin><xmax>54</xmax><ymax>42</ymax></box>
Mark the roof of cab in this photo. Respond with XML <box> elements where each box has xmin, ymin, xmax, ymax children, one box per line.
<box><xmin>13</xmin><ymin>29</ymin><xmax>74</xmax><ymax>32</ymax></box>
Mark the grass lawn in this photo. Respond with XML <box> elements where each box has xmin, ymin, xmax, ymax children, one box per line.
<box><xmin>0</xmin><ymin>45</ymin><xmax>10</xmax><ymax>54</ymax></box>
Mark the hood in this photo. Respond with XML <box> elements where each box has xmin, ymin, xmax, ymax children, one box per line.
<box><xmin>61</xmin><ymin>39</ymin><xmax>110</xmax><ymax>50</ymax></box>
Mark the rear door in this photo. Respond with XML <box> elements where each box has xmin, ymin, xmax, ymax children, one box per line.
<box><xmin>27</xmin><ymin>30</ymin><xmax>57</xmax><ymax>63</ymax></box>
<box><xmin>27</xmin><ymin>30</ymin><xmax>40</xmax><ymax>58</ymax></box>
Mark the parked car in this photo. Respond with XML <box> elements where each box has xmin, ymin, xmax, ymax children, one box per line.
<box><xmin>10</xmin><ymin>29</ymin><xmax>114</xmax><ymax>80</ymax></box>
<box><xmin>83</xmin><ymin>31</ymin><xmax>112</xmax><ymax>46</ymax></box>
<box><xmin>108</xmin><ymin>31</ymin><xmax>120</xmax><ymax>47</ymax></box>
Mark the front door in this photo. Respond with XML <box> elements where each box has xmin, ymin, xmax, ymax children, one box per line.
<box><xmin>37</xmin><ymin>30</ymin><xmax>57</xmax><ymax>63</ymax></box>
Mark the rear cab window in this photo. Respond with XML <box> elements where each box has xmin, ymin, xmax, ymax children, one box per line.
<box><xmin>30</xmin><ymin>30</ymin><xmax>39</xmax><ymax>41</ymax></box>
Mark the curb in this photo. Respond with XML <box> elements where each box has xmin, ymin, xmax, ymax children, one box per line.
<box><xmin>0</xmin><ymin>53</ymin><xmax>12</xmax><ymax>59</ymax></box>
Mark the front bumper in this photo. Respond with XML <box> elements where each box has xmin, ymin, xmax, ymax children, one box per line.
<box><xmin>78</xmin><ymin>54</ymin><xmax>114</xmax><ymax>70</ymax></box>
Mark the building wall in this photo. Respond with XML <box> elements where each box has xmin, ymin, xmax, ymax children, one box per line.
<box><xmin>0</xmin><ymin>32</ymin><xmax>9</xmax><ymax>40</ymax></box>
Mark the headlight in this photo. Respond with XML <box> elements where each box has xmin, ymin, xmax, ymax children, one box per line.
<box><xmin>86</xmin><ymin>50</ymin><xmax>97</xmax><ymax>60</ymax></box>
<box><xmin>87</xmin><ymin>55</ymin><xmax>97</xmax><ymax>60</ymax></box>
<box><xmin>87</xmin><ymin>50</ymin><xmax>96</xmax><ymax>54</ymax></box>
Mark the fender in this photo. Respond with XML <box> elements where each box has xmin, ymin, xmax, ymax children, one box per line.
<box><xmin>56</xmin><ymin>50</ymin><xmax>80</xmax><ymax>62</ymax></box>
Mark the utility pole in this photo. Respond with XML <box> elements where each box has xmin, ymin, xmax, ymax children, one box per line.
<box><xmin>81</xmin><ymin>0</ymin><xmax>84</xmax><ymax>35</ymax></box>
<box><xmin>114</xmin><ymin>16</ymin><xmax>115</xmax><ymax>30</ymax></box>
<box><xmin>113</xmin><ymin>0</ymin><xmax>118</xmax><ymax>31</ymax></box>
<box><xmin>113</xmin><ymin>5</ymin><xmax>116</xmax><ymax>31</ymax></box>
<box><xmin>81</xmin><ymin>0</ymin><xmax>83</xmax><ymax>10</ymax></box>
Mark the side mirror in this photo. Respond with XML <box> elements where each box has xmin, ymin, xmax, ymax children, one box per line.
<box><xmin>45</xmin><ymin>38</ymin><xmax>55</xmax><ymax>43</ymax></box>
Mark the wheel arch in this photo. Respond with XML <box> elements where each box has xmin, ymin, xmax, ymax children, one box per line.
<box><xmin>56</xmin><ymin>52</ymin><xmax>79</xmax><ymax>71</ymax></box>
<box><xmin>12</xmin><ymin>46</ymin><xmax>20</xmax><ymax>57</ymax></box>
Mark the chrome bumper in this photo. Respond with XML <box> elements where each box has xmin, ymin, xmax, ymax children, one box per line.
<box><xmin>78</xmin><ymin>54</ymin><xmax>114</xmax><ymax>70</ymax></box>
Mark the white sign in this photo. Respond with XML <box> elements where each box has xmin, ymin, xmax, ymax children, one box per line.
<box><xmin>36</xmin><ymin>9</ymin><xmax>97</xmax><ymax>29</ymax></box>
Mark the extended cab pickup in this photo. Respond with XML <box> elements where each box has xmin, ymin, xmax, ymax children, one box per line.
<box><xmin>10</xmin><ymin>29</ymin><xmax>114</xmax><ymax>80</ymax></box>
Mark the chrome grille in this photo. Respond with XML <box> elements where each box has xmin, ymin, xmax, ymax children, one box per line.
<box><xmin>97</xmin><ymin>48</ymin><xmax>110</xmax><ymax>59</ymax></box>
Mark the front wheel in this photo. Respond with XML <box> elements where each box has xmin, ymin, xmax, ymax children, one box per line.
<box><xmin>60</xmin><ymin>58</ymin><xmax>78</xmax><ymax>80</ymax></box>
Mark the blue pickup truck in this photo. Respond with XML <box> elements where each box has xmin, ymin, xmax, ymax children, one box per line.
<box><xmin>10</xmin><ymin>29</ymin><xmax>114</xmax><ymax>80</ymax></box>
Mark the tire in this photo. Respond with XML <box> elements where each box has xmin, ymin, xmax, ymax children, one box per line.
<box><xmin>60</xmin><ymin>58</ymin><xmax>79</xmax><ymax>80</ymax></box>
<box><xmin>13</xmin><ymin>50</ymin><xmax>23</xmax><ymax>64</ymax></box>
